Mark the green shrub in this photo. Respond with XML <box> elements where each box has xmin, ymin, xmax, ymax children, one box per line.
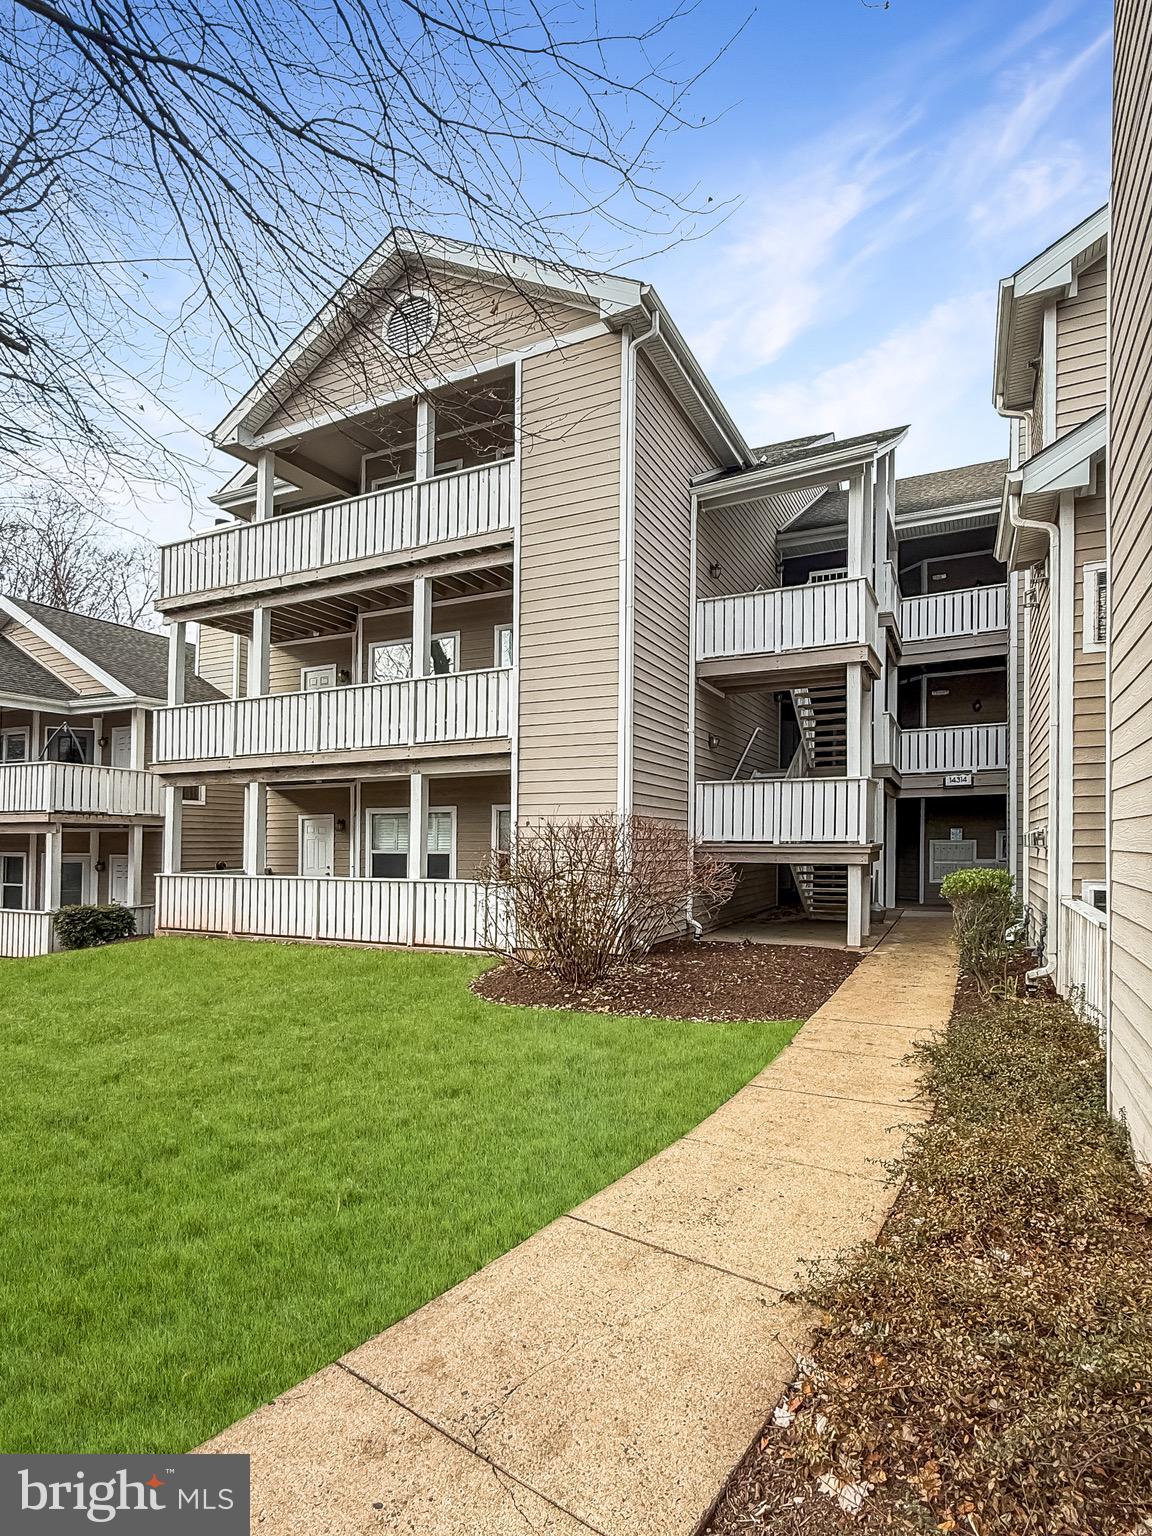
<box><xmin>940</xmin><ymin>865</ymin><xmax>1018</xmax><ymax>986</ymax></box>
<box><xmin>53</xmin><ymin>904</ymin><xmax>137</xmax><ymax>950</ymax></box>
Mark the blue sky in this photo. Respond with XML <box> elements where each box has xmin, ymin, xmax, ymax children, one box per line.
<box><xmin>135</xmin><ymin>0</ymin><xmax>1111</xmax><ymax>540</ymax></box>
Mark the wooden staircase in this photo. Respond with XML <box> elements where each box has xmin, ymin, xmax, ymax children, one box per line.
<box><xmin>790</xmin><ymin>682</ymin><xmax>848</xmax><ymax>772</ymax></box>
<box><xmin>790</xmin><ymin>862</ymin><xmax>849</xmax><ymax>918</ymax></box>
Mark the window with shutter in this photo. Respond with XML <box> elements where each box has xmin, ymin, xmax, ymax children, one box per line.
<box><xmin>1082</xmin><ymin>563</ymin><xmax>1108</xmax><ymax>652</ymax></box>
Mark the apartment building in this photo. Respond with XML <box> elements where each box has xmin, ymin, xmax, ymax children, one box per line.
<box><xmin>143</xmin><ymin>231</ymin><xmax>1010</xmax><ymax>951</ymax></box>
<box><xmin>1108</xmin><ymin>0</ymin><xmax>1152</xmax><ymax>1163</ymax></box>
<box><xmin>0</xmin><ymin>595</ymin><xmax>234</xmax><ymax>956</ymax></box>
<box><xmin>993</xmin><ymin>206</ymin><xmax>1110</xmax><ymax>1017</ymax></box>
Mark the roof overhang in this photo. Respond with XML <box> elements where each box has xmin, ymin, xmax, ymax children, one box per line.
<box><xmin>0</xmin><ymin>596</ymin><xmax>132</xmax><ymax>699</ymax></box>
<box><xmin>694</xmin><ymin>428</ymin><xmax>908</xmax><ymax>511</ymax></box>
<box><xmin>993</xmin><ymin>205</ymin><xmax>1109</xmax><ymax>416</ymax></box>
<box><xmin>995</xmin><ymin>411</ymin><xmax>1107</xmax><ymax>567</ymax></box>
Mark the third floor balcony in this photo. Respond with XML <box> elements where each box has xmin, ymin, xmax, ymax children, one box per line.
<box><xmin>157</xmin><ymin>459</ymin><xmax>516</xmax><ymax>611</ymax></box>
<box><xmin>696</xmin><ymin>576</ymin><xmax>882</xmax><ymax>681</ymax></box>
<box><xmin>898</xmin><ymin>583</ymin><xmax>1008</xmax><ymax>656</ymax></box>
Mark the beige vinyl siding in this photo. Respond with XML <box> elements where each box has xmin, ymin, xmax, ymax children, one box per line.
<box><xmin>181</xmin><ymin>787</ymin><xmax>245</xmax><ymax>871</ymax></box>
<box><xmin>266</xmin><ymin>785</ymin><xmax>352</xmax><ymax>876</ymax></box>
<box><xmin>196</xmin><ymin>625</ymin><xmax>246</xmax><ymax>697</ymax></box>
<box><xmin>516</xmin><ymin>330</ymin><xmax>622</xmax><ymax>820</ymax></box>
<box><xmin>1109</xmin><ymin>0</ymin><xmax>1152</xmax><ymax>1162</ymax></box>
<box><xmin>4</xmin><ymin>622</ymin><xmax>108</xmax><ymax>697</ymax></box>
<box><xmin>360</xmin><ymin>774</ymin><xmax>510</xmax><ymax>878</ymax></box>
<box><xmin>269</xmin><ymin>636</ymin><xmax>354</xmax><ymax>693</ymax></box>
<box><xmin>1071</xmin><ymin>497</ymin><xmax>1107</xmax><ymax>891</ymax></box>
<box><xmin>630</xmin><ymin>354</ymin><xmax>714</xmax><ymax>824</ymax></box>
<box><xmin>1055</xmin><ymin>257</ymin><xmax>1107</xmax><ymax>438</ymax></box>
<box><xmin>359</xmin><ymin>598</ymin><xmax>512</xmax><ymax>680</ymax></box>
<box><xmin>1025</xmin><ymin>569</ymin><xmax>1051</xmax><ymax>929</ymax></box>
<box><xmin>262</xmin><ymin>272</ymin><xmax>596</xmax><ymax>436</ymax></box>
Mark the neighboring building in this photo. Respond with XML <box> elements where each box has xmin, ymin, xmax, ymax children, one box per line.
<box><xmin>1108</xmin><ymin>0</ymin><xmax>1152</xmax><ymax>1163</ymax></box>
<box><xmin>0</xmin><ymin>596</ymin><xmax>235</xmax><ymax>956</ymax></box>
<box><xmin>993</xmin><ymin>209</ymin><xmax>1110</xmax><ymax>1017</ymax></box>
<box><xmin>145</xmin><ymin>231</ymin><xmax>1010</xmax><ymax>950</ymax></box>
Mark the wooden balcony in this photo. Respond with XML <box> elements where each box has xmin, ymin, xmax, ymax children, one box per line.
<box><xmin>695</xmin><ymin>776</ymin><xmax>881</xmax><ymax>854</ymax></box>
<box><xmin>899</xmin><ymin>584</ymin><xmax>1008</xmax><ymax>657</ymax></box>
<box><xmin>897</xmin><ymin>724</ymin><xmax>1008</xmax><ymax>777</ymax></box>
<box><xmin>696</xmin><ymin>577</ymin><xmax>881</xmax><ymax>685</ymax></box>
<box><xmin>0</xmin><ymin>763</ymin><xmax>162</xmax><ymax>821</ymax></box>
<box><xmin>157</xmin><ymin>459</ymin><xmax>516</xmax><ymax>609</ymax></box>
<box><xmin>155</xmin><ymin>873</ymin><xmax>505</xmax><ymax>951</ymax></box>
<box><xmin>153</xmin><ymin>669</ymin><xmax>512</xmax><ymax>766</ymax></box>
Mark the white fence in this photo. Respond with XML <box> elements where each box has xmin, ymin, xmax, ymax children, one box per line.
<box><xmin>873</xmin><ymin>711</ymin><xmax>899</xmax><ymax>766</ymax></box>
<box><xmin>154</xmin><ymin>669</ymin><xmax>512</xmax><ymax>763</ymax></box>
<box><xmin>158</xmin><ymin>460</ymin><xmax>515</xmax><ymax>603</ymax></box>
<box><xmin>697</xmin><ymin>577</ymin><xmax>879</xmax><ymax>661</ymax></box>
<box><xmin>695</xmin><ymin>777</ymin><xmax>879</xmax><ymax>845</ymax></box>
<box><xmin>898</xmin><ymin>723</ymin><xmax>1008</xmax><ymax>775</ymax></box>
<box><xmin>155</xmin><ymin>873</ymin><xmax>505</xmax><ymax>950</ymax></box>
<box><xmin>878</xmin><ymin>560</ymin><xmax>901</xmax><ymax>616</ymax></box>
<box><xmin>1057</xmin><ymin>897</ymin><xmax>1107</xmax><ymax>1026</ymax></box>
<box><xmin>0</xmin><ymin>763</ymin><xmax>161</xmax><ymax>818</ymax></box>
<box><xmin>900</xmin><ymin>583</ymin><xmax>1008</xmax><ymax>643</ymax></box>
<box><xmin>0</xmin><ymin>904</ymin><xmax>155</xmax><ymax>958</ymax></box>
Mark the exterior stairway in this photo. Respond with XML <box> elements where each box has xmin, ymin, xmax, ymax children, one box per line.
<box><xmin>791</xmin><ymin>862</ymin><xmax>850</xmax><ymax>918</ymax></box>
<box><xmin>788</xmin><ymin>683</ymin><xmax>850</xmax><ymax>918</ymax></box>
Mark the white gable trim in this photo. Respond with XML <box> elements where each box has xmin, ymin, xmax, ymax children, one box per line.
<box><xmin>0</xmin><ymin>596</ymin><xmax>131</xmax><ymax>697</ymax></box>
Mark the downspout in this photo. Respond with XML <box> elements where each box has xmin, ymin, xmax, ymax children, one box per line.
<box><xmin>1004</xmin><ymin>482</ymin><xmax>1061</xmax><ymax>985</ymax></box>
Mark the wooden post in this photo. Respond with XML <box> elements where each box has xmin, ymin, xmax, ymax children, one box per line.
<box><xmin>128</xmin><ymin>822</ymin><xmax>144</xmax><ymax>906</ymax></box>
<box><xmin>847</xmin><ymin>471</ymin><xmax>866</xmax><ymax>579</ymax></box>
<box><xmin>409</xmin><ymin>771</ymin><xmax>429</xmax><ymax>880</ymax></box>
<box><xmin>167</xmin><ymin>622</ymin><xmax>187</xmax><ymax>706</ymax></box>
<box><xmin>846</xmin><ymin>864</ymin><xmax>863</xmax><ymax>948</ymax></box>
<box><xmin>415</xmin><ymin>398</ymin><xmax>436</xmax><ymax>482</ymax></box>
<box><xmin>248</xmin><ymin>607</ymin><xmax>270</xmax><ymax>697</ymax></box>
<box><xmin>162</xmin><ymin>785</ymin><xmax>183</xmax><ymax>873</ymax></box>
<box><xmin>411</xmin><ymin>575</ymin><xmax>432</xmax><ymax>679</ymax></box>
<box><xmin>846</xmin><ymin>662</ymin><xmax>868</xmax><ymax>776</ymax></box>
<box><xmin>254</xmin><ymin>449</ymin><xmax>276</xmax><ymax>521</ymax></box>
<box><xmin>243</xmin><ymin>781</ymin><xmax>267</xmax><ymax>875</ymax></box>
<box><xmin>130</xmin><ymin>708</ymin><xmax>147</xmax><ymax>770</ymax></box>
<box><xmin>44</xmin><ymin>826</ymin><xmax>62</xmax><ymax>910</ymax></box>
<box><xmin>883</xmin><ymin>795</ymin><xmax>897</xmax><ymax>910</ymax></box>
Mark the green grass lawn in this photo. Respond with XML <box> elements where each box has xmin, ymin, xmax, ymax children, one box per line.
<box><xmin>0</xmin><ymin>937</ymin><xmax>797</xmax><ymax>1453</ymax></box>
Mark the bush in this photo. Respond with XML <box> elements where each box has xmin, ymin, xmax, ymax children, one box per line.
<box><xmin>477</xmin><ymin>814</ymin><xmax>735</xmax><ymax>986</ymax></box>
<box><xmin>940</xmin><ymin>865</ymin><xmax>1018</xmax><ymax>987</ymax></box>
<box><xmin>53</xmin><ymin>903</ymin><xmax>137</xmax><ymax>950</ymax></box>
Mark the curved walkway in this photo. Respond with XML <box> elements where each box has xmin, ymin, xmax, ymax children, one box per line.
<box><xmin>200</xmin><ymin>912</ymin><xmax>957</xmax><ymax>1535</ymax></box>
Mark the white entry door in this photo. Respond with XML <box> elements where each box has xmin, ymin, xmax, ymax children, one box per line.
<box><xmin>109</xmin><ymin>855</ymin><xmax>129</xmax><ymax>905</ymax></box>
<box><xmin>299</xmin><ymin>815</ymin><xmax>335</xmax><ymax>878</ymax></box>
<box><xmin>109</xmin><ymin>727</ymin><xmax>133</xmax><ymax>768</ymax></box>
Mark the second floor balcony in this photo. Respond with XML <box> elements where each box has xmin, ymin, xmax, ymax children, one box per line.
<box><xmin>696</xmin><ymin>776</ymin><xmax>882</xmax><ymax>848</ymax></box>
<box><xmin>0</xmin><ymin>762</ymin><xmax>162</xmax><ymax>820</ymax></box>
<box><xmin>898</xmin><ymin>723</ymin><xmax>1008</xmax><ymax>777</ymax></box>
<box><xmin>157</xmin><ymin>459</ymin><xmax>516</xmax><ymax>610</ymax></box>
<box><xmin>697</xmin><ymin>577</ymin><xmax>881</xmax><ymax>672</ymax></box>
<box><xmin>899</xmin><ymin>583</ymin><xmax>1008</xmax><ymax>651</ymax></box>
<box><xmin>153</xmin><ymin>668</ymin><xmax>512</xmax><ymax>766</ymax></box>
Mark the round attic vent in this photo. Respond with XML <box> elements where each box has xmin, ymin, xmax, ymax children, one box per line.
<box><xmin>383</xmin><ymin>286</ymin><xmax>438</xmax><ymax>355</ymax></box>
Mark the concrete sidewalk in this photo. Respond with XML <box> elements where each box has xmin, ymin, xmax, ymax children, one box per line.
<box><xmin>200</xmin><ymin>913</ymin><xmax>957</xmax><ymax>1535</ymax></box>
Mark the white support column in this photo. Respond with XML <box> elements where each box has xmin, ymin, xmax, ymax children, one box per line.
<box><xmin>167</xmin><ymin>621</ymin><xmax>187</xmax><ymax>706</ymax></box>
<box><xmin>415</xmin><ymin>398</ymin><xmax>436</xmax><ymax>482</ymax></box>
<box><xmin>89</xmin><ymin>828</ymin><xmax>100</xmax><ymax>902</ymax></box>
<box><xmin>127</xmin><ymin>823</ymin><xmax>144</xmax><ymax>906</ymax></box>
<box><xmin>883</xmin><ymin>793</ymin><xmax>897</xmax><ymax>910</ymax></box>
<box><xmin>44</xmin><ymin>826</ymin><xmax>62</xmax><ymax>910</ymax></box>
<box><xmin>846</xmin><ymin>663</ymin><xmax>870</xmax><ymax>777</ymax></box>
<box><xmin>254</xmin><ymin>449</ymin><xmax>276</xmax><ymax>522</ymax></box>
<box><xmin>243</xmin><ymin>781</ymin><xmax>267</xmax><ymax>875</ymax></box>
<box><xmin>350</xmin><ymin>784</ymin><xmax>362</xmax><ymax>878</ymax></box>
<box><xmin>409</xmin><ymin>771</ymin><xmax>429</xmax><ymax>879</ymax></box>
<box><xmin>860</xmin><ymin>865</ymin><xmax>873</xmax><ymax>938</ymax></box>
<box><xmin>411</xmin><ymin>575</ymin><xmax>432</xmax><ymax>679</ymax></box>
<box><xmin>846</xmin><ymin>471</ymin><xmax>867</xmax><ymax>579</ymax></box>
<box><xmin>247</xmin><ymin>607</ymin><xmax>271</xmax><ymax>698</ymax></box>
<box><xmin>162</xmin><ymin>786</ymin><xmax>183</xmax><ymax>874</ymax></box>
<box><xmin>92</xmin><ymin>715</ymin><xmax>104</xmax><ymax>766</ymax></box>
<box><xmin>873</xmin><ymin>453</ymin><xmax>891</xmax><ymax>580</ymax></box>
<box><xmin>847</xmin><ymin>864</ymin><xmax>864</xmax><ymax>948</ymax></box>
<box><xmin>29</xmin><ymin>709</ymin><xmax>40</xmax><ymax>760</ymax></box>
<box><xmin>130</xmin><ymin>708</ymin><xmax>147</xmax><ymax>770</ymax></box>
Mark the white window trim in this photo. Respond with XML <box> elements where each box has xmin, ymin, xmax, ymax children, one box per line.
<box><xmin>491</xmin><ymin>803</ymin><xmax>512</xmax><ymax>852</ymax></box>
<box><xmin>1</xmin><ymin>850</ymin><xmax>27</xmax><ymax>909</ymax></box>
<box><xmin>297</xmin><ymin>812</ymin><xmax>336</xmax><ymax>878</ymax></box>
<box><xmin>180</xmin><ymin>784</ymin><xmax>206</xmax><ymax>806</ymax></box>
<box><xmin>369</xmin><ymin>632</ymin><xmax>461</xmax><ymax>682</ymax></box>
<box><xmin>1</xmin><ymin>726</ymin><xmax>30</xmax><ymax>762</ymax></box>
<box><xmin>300</xmin><ymin>663</ymin><xmax>338</xmax><ymax>691</ymax></box>
<box><xmin>1081</xmin><ymin>880</ymin><xmax>1108</xmax><ymax>912</ymax></box>
<box><xmin>364</xmin><ymin>805</ymin><xmax>457</xmax><ymax>878</ymax></box>
<box><xmin>1082</xmin><ymin>561</ymin><xmax>1107</xmax><ymax>652</ymax></box>
<box><xmin>361</xmin><ymin>456</ymin><xmax>416</xmax><ymax>495</ymax></box>
<box><xmin>58</xmin><ymin>853</ymin><xmax>94</xmax><ymax>906</ymax></box>
<box><xmin>995</xmin><ymin>829</ymin><xmax>1008</xmax><ymax>863</ymax></box>
<box><xmin>494</xmin><ymin>624</ymin><xmax>513</xmax><ymax>669</ymax></box>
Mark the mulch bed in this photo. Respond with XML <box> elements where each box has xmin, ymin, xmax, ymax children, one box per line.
<box><xmin>472</xmin><ymin>940</ymin><xmax>861</xmax><ymax>1023</ymax></box>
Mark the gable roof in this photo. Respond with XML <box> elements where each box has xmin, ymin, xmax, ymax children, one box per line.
<box><xmin>782</xmin><ymin>457</ymin><xmax>1009</xmax><ymax>538</ymax></box>
<box><xmin>749</xmin><ymin>433</ymin><xmax>835</xmax><ymax>466</ymax></box>
<box><xmin>0</xmin><ymin>632</ymin><xmax>79</xmax><ymax>701</ymax></box>
<box><xmin>1</xmin><ymin>597</ymin><xmax>220</xmax><ymax>704</ymax></box>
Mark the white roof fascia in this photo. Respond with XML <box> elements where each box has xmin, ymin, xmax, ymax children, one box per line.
<box><xmin>696</xmin><ymin>430</ymin><xmax>909</xmax><ymax>510</ymax></box>
<box><xmin>1020</xmin><ymin>412</ymin><xmax>1107</xmax><ymax>497</ymax></box>
<box><xmin>0</xmin><ymin>596</ymin><xmax>132</xmax><ymax>698</ymax></box>
<box><xmin>640</xmin><ymin>289</ymin><xmax>750</xmax><ymax>467</ymax></box>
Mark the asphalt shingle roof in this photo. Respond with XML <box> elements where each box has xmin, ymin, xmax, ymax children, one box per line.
<box><xmin>0</xmin><ymin>632</ymin><xmax>79</xmax><ymax>701</ymax></box>
<box><xmin>6</xmin><ymin>599</ymin><xmax>221</xmax><ymax>703</ymax></box>
<box><xmin>749</xmin><ymin>433</ymin><xmax>834</xmax><ymax>466</ymax></box>
<box><xmin>784</xmin><ymin>457</ymin><xmax>1009</xmax><ymax>535</ymax></box>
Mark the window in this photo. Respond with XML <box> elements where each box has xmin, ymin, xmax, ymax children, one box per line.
<box><xmin>180</xmin><ymin>784</ymin><xmax>206</xmax><ymax>805</ymax></box>
<box><xmin>382</xmin><ymin>286</ymin><xmax>439</xmax><ymax>355</ymax></box>
<box><xmin>808</xmin><ymin>568</ymin><xmax>848</xmax><ymax>584</ymax></box>
<box><xmin>1</xmin><ymin>728</ymin><xmax>29</xmax><ymax>763</ymax></box>
<box><xmin>368</xmin><ymin>809</ymin><xmax>455</xmax><ymax>878</ymax></box>
<box><xmin>995</xmin><ymin>829</ymin><xmax>1009</xmax><ymax>863</ymax></box>
<box><xmin>369</xmin><ymin>634</ymin><xmax>459</xmax><ymax>683</ymax></box>
<box><xmin>1</xmin><ymin>854</ymin><xmax>25</xmax><ymax>910</ymax></box>
<box><xmin>1082</xmin><ymin>881</ymin><xmax>1108</xmax><ymax>913</ymax></box>
<box><xmin>300</xmin><ymin>665</ymin><xmax>337</xmax><ymax>691</ymax></box>
<box><xmin>494</xmin><ymin>625</ymin><xmax>514</xmax><ymax>669</ymax></box>
<box><xmin>1083</xmin><ymin>563</ymin><xmax>1108</xmax><ymax>652</ymax></box>
<box><xmin>43</xmin><ymin>725</ymin><xmax>94</xmax><ymax>764</ymax></box>
<box><xmin>492</xmin><ymin>805</ymin><xmax>512</xmax><ymax>875</ymax></box>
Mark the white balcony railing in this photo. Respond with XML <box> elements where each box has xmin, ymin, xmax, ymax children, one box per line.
<box><xmin>900</xmin><ymin>584</ymin><xmax>1008</xmax><ymax>644</ymax></box>
<box><xmin>155</xmin><ymin>873</ymin><xmax>506</xmax><ymax>951</ymax></box>
<box><xmin>873</xmin><ymin>711</ymin><xmax>899</xmax><ymax>766</ymax></box>
<box><xmin>898</xmin><ymin>724</ymin><xmax>1008</xmax><ymax>775</ymax></box>
<box><xmin>697</xmin><ymin>577</ymin><xmax>880</xmax><ymax>662</ymax></box>
<box><xmin>1056</xmin><ymin>897</ymin><xmax>1107</xmax><ymax>1028</ymax></box>
<box><xmin>0</xmin><ymin>905</ymin><xmax>154</xmax><ymax>958</ymax></box>
<box><xmin>878</xmin><ymin>560</ymin><xmax>901</xmax><ymax>617</ymax></box>
<box><xmin>695</xmin><ymin>777</ymin><xmax>879</xmax><ymax>845</ymax></box>
<box><xmin>0</xmin><ymin>763</ymin><xmax>162</xmax><ymax>818</ymax></box>
<box><xmin>158</xmin><ymin>459</ymin><xmax>516</xmax><ymax>604</ymax></box>
<box><xmin>154</xmin><ymin>669</ymin><xmax>512</xmax><ymax>764</ymax></box>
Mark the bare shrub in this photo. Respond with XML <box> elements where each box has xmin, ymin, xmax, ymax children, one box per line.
<box><xmin>478</xmin><ymin>814</ymin><xmax>735</xmax><ymax>986</ymax></box>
